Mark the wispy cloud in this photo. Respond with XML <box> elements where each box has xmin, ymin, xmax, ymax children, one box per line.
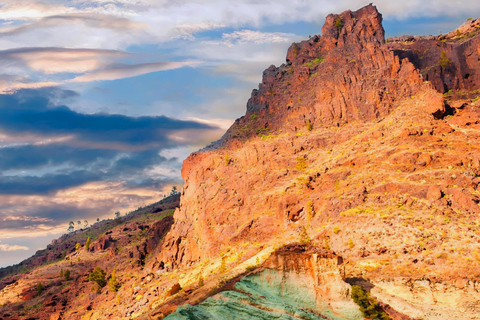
<box><xmin>70</xmin><ymin>60</ymin><xmax>200</xmax><ymax>82</ymax></box>
<box><xmin>0</xmin><ymin>47</ymin><xmax>128</xmax><ymax>74</ymax></box>
<box><xmin>0</xmin><ymin>244</ymin><xmax>29</xmax><ymax>251</ymax></box>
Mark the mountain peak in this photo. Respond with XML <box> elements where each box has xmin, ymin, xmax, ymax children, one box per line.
<box><xmin>322</xmin><ymin>3</ymin><xmax>384</xmax><ymax>48</ymax></box>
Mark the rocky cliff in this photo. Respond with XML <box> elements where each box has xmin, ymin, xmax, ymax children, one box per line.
<box><xmin>158</xmin><ymin>4</ymin><xmax>480</xmax><ymax>319</ymax></box>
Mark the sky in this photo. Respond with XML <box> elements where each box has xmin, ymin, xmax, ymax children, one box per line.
<box><xmin>0</xmin><ymin>0</ymin><xmax>478</xmax><ymax>268</ymax></box>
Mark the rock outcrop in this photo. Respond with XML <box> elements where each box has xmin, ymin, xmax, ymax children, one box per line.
<box><xmin>158</xmin><ymin>4</ymin><xmax>480</xmax><ymax>319</ymax></box>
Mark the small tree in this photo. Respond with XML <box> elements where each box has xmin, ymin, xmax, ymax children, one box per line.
<box><xmin>115</xmin><ymin>211</ymin><xmax>121</xmax><ymax>219</ymax></box>
<box><xmin>68</xmin><ymin>221</ymin><xmax>74</xmax><ymax>232</ymax></box>
<box><xmin>88</xmin><ymin>267</ymin><xmax>107</xmax><ymax>293</ymax></box>
<box><xmin>85</xmin><ymin>237</ymin><xmax>91</xmax><ymax>251</ymax></box>
<box><xmin>108</xmin><ymin>268</ymin><xmax>119</xmax><ymax>292</ymax></box>
<box><xmin>439</xmin><ymin>51</ymin><xmax>451</xmax><ymax>68</ymax></box>
<box><xmin>60</xmin><ymin>269</ymin><xmax>64</xmax><ymax>277</ymax></box>
<box><xmin>64</xmin><ymin>269</ymin><xmax>71</xmax><ymax>281</ymax></box>
<box><xmin>84</xmin><ymin>220</ymin><xmax>89</xmax><ymax>228</ymax></box>
<box><xmin>37</xmin><ymin>283</ymin><xmax>43</xmax><ymax>296</ymax></box>
<box><xmin>75</xmin><ymin>243</ymin><xmax>81</xmax><ymax>251</ymax></box>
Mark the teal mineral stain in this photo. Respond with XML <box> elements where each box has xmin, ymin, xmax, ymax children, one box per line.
<box><xmin>165</xmin><ymin>269</ymin><xmax>356</xmax><ymax>320</ymax></box>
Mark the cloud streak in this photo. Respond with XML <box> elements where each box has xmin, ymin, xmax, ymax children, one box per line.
<box><xmin>0</xmin><ymin>244</ymin><xmax>29</xmax><ymax>251</ymax></box>
<box><xmin>70</xmin><ymin>60</ymin><xmax>200</xmax><ymax>82</ymax></box>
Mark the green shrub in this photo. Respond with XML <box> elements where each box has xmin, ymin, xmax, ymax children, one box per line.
<box><xmin>85</xmin><ymin>237</ymin><xmax>91</xmax><ymax>251</ymax></box>
<box><xmin>88</xmin><ymin>267</ymin><xmax>107</xmax><ymax>293</ymax></box>
<box><xmin>59</xmin><ymin>269</ymin><xmax>63</xmax><ymax>278</ymax></box>
<box><xmin>37</xmin><ymin>283</ymin><xmax>43</xmax><ymax>296</ymax></box>
<box><xmin>335</xmin><ymin>18</ymin><xmax>343</xmax><ymax>33</ymax></box>
<box><xmin>109</xmin><ymin>268</ymin><xmax>119</xmax><ymax>292</ymax></box>
<box><xmin>64</xmin><ymin>269</ymin><xmax>71</xmax><ymax>281</ymax></box>
<box><xmin>351</xmin><ymin>285</ymin><xmax>391</xmax><ymax>320</ymax></box>
<box><xmin>439</xmin><ymin>51</ymin><xmax>451</xmax><ymax>68</ymax></box>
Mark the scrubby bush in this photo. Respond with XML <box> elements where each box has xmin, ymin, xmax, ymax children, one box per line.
<box><xmin>351</xmin><ymin>285</ymin><xmax>391</xmax><ymax>320</ymax></box>
<box><xmin>333</xmin><ymin>226</ymin><xmax>341</xmax><ymax>234</ymax></box>
<box><xmin>306</xmin><ymin>119</ymin><xmax>313</xmax><ymax>132</ymax></box>
<box><xmin>88</xmin><ymin>267</ymin><xmax>107</xmax><ymax>293</ymax></box>
<box><xmin>37</xmin><ymin>283</ymin><xmax>43</xmax><ymax>296</ymax></box>
<box><xmin>64</xmin><ymin>269</ymin><xmax>71</xmax><ymax>281</ymax></box>
<box><xmin>299</xmin><ymin>226</ymin><xmax>311</xmax><ymax>245</ymax></box>
<box><xmin>75</xmin><ymin>243</ymin><xmax>81</xmax><ymax>251</ymax></box>
<box><xmin>348</xmin><ymin>239</ymin><xmax>355</xmax><ymax>249</ymax></box>
<box><xmin>335</xmin><ymin>18</ymin><xmax>343</xmax><ymax>33</ymax></box>
<box><xmin>439</xmin><ymin>51</ymin><xmax>451</xmax><ymax>68</ymax></box>
<box><xmin>85</xmin><ymin>237</ymin><xmax>91</xmax><ymax>251</ymax></box>
<box><xmin>109</xmin><ymin>268</ymin><xmax>119</xmax><ymax>292</ymax></box>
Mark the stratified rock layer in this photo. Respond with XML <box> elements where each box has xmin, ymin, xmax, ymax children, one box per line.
<box><xmin>165</xmin><ymin>245</ymin><xmax>362</xmax><ymax>320</ymax></box>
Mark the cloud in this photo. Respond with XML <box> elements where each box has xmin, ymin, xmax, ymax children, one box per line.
<box><xmin>70</xmin><ymin>60</ymin><xmax>200</xmax><ymax>82</ymax></box>
<box><xmin>0</xmin><ymin>244</ymin><xmax>29</xmax><ymax>251</ymax></box>
<box><xmin>0</xmin><ymin>88</ymin><xmax>222</xmax><ymax>195</ymax></box>
<box><xmin>0</xmin><ymin>13</ymin><xmax>143</xmax><ymax>37</ymax></box>
<box><xmin>0</xmin><ymin>88</ymin><xmax>216</xmax><ymax>148</ymax></box>
<box><xmin>0</xmin><ymin>47</ymin><xmax>128</xmax><ymax>74</ymax></box>
<box><xmin>221</xmin><ymin>30</ymin><xmax>295</xmax><ymax>45</ymax></box>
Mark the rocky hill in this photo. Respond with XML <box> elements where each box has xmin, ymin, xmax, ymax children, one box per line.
<box><xmin>1</xmin><ymin>4</ymin><xmax>480</xmax><ymax>320</ymax></box>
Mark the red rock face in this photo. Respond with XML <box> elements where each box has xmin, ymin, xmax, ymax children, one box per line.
<box><xmin>160</xmin><ymin>4</ymin><xmax>480</xmax><ymax>283</ymax></box>
<box><xmin>212</xmin><ymin>4</ymin><xmax>438</xmax><ymax>148</ymax></box>
<box><xmin>387</xmin><ymin>18</ymin><xmax>480</xmax><ymax>94</ymax></box>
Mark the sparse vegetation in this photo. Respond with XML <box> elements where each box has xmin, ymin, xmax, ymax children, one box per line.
<box><xmin>109</xmin><ymin>268</ymin><xmax>119</xmax><ymax>292</ymax></box>
<box><xmin>88</xmin><ymin>267</ymin><xmax>107</xmax><ymax>293</ymax></box>
<box><xmin>198</xmin><ymin>274</ymin><xmax>204</xmax><ymax>287</ymax></box>
<box><xmin>351</xmin><ymin>285</ymin><xmax>391</xmax><ymax>320</ymax></box>
<box><xmin>292</xmin><ymin>43</ymin><xmax>299</xmax><ymax>57</ymax></box>
<box><xmin>85</xmin><ymin>237</ymin><xmax>91</xmax><ymax>251</ymax></box>
<box><xmin>299</xmin><ymin>226</ymin><xmax>311</xmax><ymax>245</ymax></box>
<box><xmin>348</xmin><ymin>239</ymin><xmax>355</xmax><ymax>249</ymax></box>
<box><xmin>36</xmin><ymin>283</ymin><xmax>43</xmax><ymax>296</ymax></box>
<box><xmin>335</xmin><ymin>18</ymin><xmax>343</xmax><ymax>33</ymax></box>
<box><xmin>439</xmin><ymin>51</ymin><xmax>451</xmax><ymax>68</ymax></box>
<box><xmin>75</xmin><ymin>243</ymin><xmax>81</xmax><ymax>251</ymax></box>
<box><xmin>295</xmin><ymin>157</ymin><xmax>307</xmax><ymax>172</ymax></box>
<box><xmin>306</xmin><ymin>119</ymin><xmax>313</xmax><ymax>132</ymax></box>
<box><xmin>305</xmin><ymin>58</ymin><xmax>324</xmax><ymax>67</ymax></box>
<box><xmin>64</xmin><ymin>269</ymin><xmax>71</xmax><ymax>281</ymax></box>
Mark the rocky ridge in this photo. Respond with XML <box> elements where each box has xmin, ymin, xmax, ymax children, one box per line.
<box><xmin>157</xmin><ymin>4</ymin><xmax>480</xmax><ymax>319</ymax></box>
